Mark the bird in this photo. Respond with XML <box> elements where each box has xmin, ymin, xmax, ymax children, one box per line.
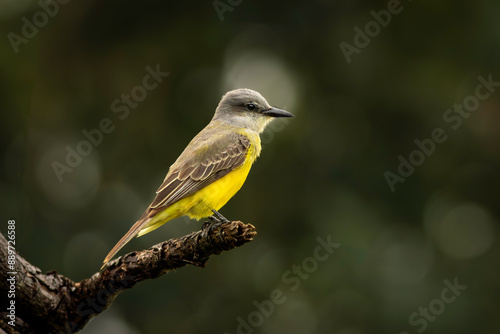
<box><xmin>101</xmin><ymin>88</ymin><xmax>293</xmax><ymax>268</ymax></box>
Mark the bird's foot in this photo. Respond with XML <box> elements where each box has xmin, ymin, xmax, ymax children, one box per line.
<box><xmin>201</xmin><ymin>210</ymin><xmax>230</xmax><ymax>241</ymax></box>
<box><xmin>201</xmin><ymin>221</ymin><xmax>224</xmax><ymax>241</ymax></box>
<box><xmin>201</xmin><ymin>220</ymin><xmax>213</xmax><ymax>230</ymax></box>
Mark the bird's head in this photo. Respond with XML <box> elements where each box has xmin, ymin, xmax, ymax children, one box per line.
<box><xmin>213</xmin><ymin>88</ymin><xmax>294</xmax><ymax>133</ymax></box>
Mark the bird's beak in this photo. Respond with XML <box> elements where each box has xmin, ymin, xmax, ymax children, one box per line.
<box><xmin>262</xmin><ymin>107</ymin><xmax>294</xmax><ymax>118</ymax></box>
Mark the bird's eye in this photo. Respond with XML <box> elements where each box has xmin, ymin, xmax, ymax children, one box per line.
<box><xmin>246</xmin><ymin>103</ymin><xmax>256</xmax><ymax>111</ymax></box>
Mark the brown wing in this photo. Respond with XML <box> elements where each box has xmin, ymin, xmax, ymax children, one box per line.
<box><xmin>146</xmin><ymin>131</ymin><xmax>251</xmax><ymax>217</ymax></box>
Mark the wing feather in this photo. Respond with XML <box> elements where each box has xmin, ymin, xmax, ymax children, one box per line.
<box><xmin>147</xmin><ymin>132</ymin><xmax>251</xmax><ymax>217</ymax></box>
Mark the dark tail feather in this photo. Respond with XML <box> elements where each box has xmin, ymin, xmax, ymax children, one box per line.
<box><xmin>101</xmin><ymin>216</ymin><xmax>151</xmax><ymax>269</ymax></box>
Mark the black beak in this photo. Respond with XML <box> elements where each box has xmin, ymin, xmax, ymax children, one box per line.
<box><xmin>262</xmin><ymin>107</ymin><xmax>294</xmax><ymax>118</ymax></box>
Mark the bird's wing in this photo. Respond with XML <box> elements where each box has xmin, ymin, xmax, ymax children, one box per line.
<box><xmin>147</xmin><ymin>130</ymin><xmax>251</xmax><ymax>217</ymax></box>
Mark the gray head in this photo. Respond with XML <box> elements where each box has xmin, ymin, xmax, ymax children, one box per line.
<box><xmin>212</xmin><ymin>88</ymin><xmax>293</xmax><ymax>133</ymax></box>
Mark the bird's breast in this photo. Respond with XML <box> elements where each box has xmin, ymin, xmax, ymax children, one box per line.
<box><xmin>238</xmin><ymin>129</ymin><xmax>262</xmax><ymax>161</ymax></box>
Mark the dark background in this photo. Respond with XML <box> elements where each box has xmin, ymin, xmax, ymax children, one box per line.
<box><xmin>1</xmin><ymin>0</ymin><xmax>500</xmax><ymax>333</ymax></box>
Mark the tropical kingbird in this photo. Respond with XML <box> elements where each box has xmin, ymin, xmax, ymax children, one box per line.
<box><xmin>102</xmin><ymin>88</ymin><xmax>293</xmax><ymax>267</ymax></box>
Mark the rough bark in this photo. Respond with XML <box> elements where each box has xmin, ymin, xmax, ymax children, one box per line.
<box><xmin>0</xmin><ymin>221</ymin><xmax>257</xmax><ymax>334</ymax></box>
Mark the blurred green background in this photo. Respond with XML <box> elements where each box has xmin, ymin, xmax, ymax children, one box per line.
<box><xmin>1</xmin><ymin>0</ymin><xmax>500</xmax><ymax>333</ymax></box>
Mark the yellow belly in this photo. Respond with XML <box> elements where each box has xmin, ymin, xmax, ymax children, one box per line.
<box><xmin>185</xmin><ymin>156</ymin><xmax>253</xmax><ymax>218</ymax></box>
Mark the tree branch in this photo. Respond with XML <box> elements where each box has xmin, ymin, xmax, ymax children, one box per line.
<box><xmin>0</xmin><ymin>221</ymin><xmax>257</xmax><ymax>334</ymax></box>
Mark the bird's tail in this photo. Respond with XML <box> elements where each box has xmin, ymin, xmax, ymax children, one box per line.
<box><xmin>101</xmin><ymin>215</ymin><xmax>152</xmax><ymax>269</ymax></box>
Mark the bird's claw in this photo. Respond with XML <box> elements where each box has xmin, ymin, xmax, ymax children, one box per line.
<box><xmin>201</xmin><ymin>210</ymin><xmax>230</xmax><ymax>242</ymax></box>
